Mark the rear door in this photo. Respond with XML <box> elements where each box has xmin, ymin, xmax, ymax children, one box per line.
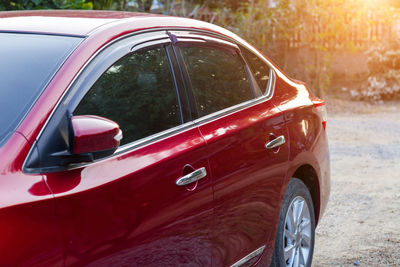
<box><xmin>172</xmin><ymin>32</ymin><xmax>290</xmax><ymax>266</ymax></box>
<box><xmin>26</xmin><ymin>32</ymin><xmax>214</xmax><ymax>265</ymax></box>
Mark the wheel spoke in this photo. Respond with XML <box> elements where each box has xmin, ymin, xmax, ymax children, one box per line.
<box><xmin>285</xmin><ymin>228</ymin><xmax>296</xmax><ymax>241</ymax></box>
<box><xmin>296</xmin><ymin>200</ymin><xmax>305</xmax><ymax>227</ymax></box>
<box><xmin>287</xmin><ymin>246</ymin><xmax>296</xmax><ymax>267</ymax></box>
<box><xmin>301</xmin><ymin>233</ymin><xmax>311</xmax><ymax>247</ymax></box>
<box><xmin>299</xmin><ymin>243</ymin><xmax>306</xmax><ymax>266</ymax></box>
<box><xmin>300</xmin><ymin>218</ymin><xmax>310</xmax><ymax>231</ymax></box>
<box><xmin>287</xmin><ymin>205</ymin><xmax>296</xmax><ymax>231</ymax></box>
<box><xmin>284</xmin><ymin>244</ymin><xmax>296</xmax><ymax>261</ymax></box>
<box><xmin>293</xmin><ymin>247</ymin><xmax>300</xmax><ymax>267</ymax></box>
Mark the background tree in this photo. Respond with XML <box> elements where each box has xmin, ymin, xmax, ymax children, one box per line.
<box><xmin>348</xmin><ymin>39</ymin><xmax>400</xmax><ymax>102</ymax></box>
<box><xmin>0</xmin><ymin>0</ymin><xmax>92</xmax><ymax>10</ymax></box>
<box><xmin>212</xmin><ymin>0</ymin><xmax>396</xmax><ymax>96</ymax></box>
<box><xmin>136</xmin><ymin>0</ymin><xmax>153</xmax><ymax>12</ymax></box>
<box><xmin>92</xmin><ymin>0</ymin><xmax>115</xmax><ymax>10</ymax></box>
<box><xmin>2</xmin><ymin>0</ymin><xmax>398</xmax><ymax>98</ymax></box>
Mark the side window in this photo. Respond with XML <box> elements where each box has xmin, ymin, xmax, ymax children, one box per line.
<box><xmin>241</xmin><ymin>47</ymin><xmax>271</xmax><ymax>92</ymax></box>
<box><xmin>179</xmin><ymin>46</ymin><xmax>254</xmax><ymax>117</ymax></box>
<box><xmin>74</xmin><ymin>47</ymin><xmax>181</xmax><ymax>145</ymax></box>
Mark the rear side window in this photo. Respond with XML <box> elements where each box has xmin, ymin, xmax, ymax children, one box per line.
<box><xmin>179</xmin><ymin>46</ymin><xmax>254</xmax><ymax>117</ymax></box>
<box><xmin>0</xmin><ymin>33</ymin><xmax>82</xmax><ymax>145</ymax></box>
<box><xmin>74</xmin><ymin>47</ymin><xmax>181</xmax><ymax>145</ymax></box>
<box><xmin>241</xmin><ymin>48</ymin><xmax>271</xmax><ymax>92</ymax></box>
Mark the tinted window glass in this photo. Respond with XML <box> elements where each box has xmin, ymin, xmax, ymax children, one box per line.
<box><xmin>241</xmin><ymin>48</ymin><xmax>271</xmax><ymax>91</ymax></box>
<box><xmin>0</xmin><ymin>33</ymin><xmax>82</xmax><ymax>145</ymax></box>
<box><xmin>180</xmin><ymin>46</ymin><xmax>253</xmax><ymax>117</ymax></box>
<box><xmin>75</xmin><ymin>47</ymin><xmax>181</xmax><ymax>145</ymax></box>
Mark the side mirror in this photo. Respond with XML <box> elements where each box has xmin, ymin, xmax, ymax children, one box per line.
<box><xmin>71</xmin><ymin>115</ymin><xmax>122</xmax><ymax>159</ymax></box>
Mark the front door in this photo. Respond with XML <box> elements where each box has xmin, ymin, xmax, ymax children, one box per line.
<box><xmin>37</xmin><ymin>34</ymin><xmax>214</xmax><ymax>265</ymax></box>
<box><xmin>45</xmin><ymin>126</ymin><xmax>213</xmax><ymax>266</ymax></box>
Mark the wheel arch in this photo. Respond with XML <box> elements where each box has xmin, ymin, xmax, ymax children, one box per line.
<box><xmin>292</xmin><ymin>164</ymin><xmax>321</xmax><ymax>225</ymax></box>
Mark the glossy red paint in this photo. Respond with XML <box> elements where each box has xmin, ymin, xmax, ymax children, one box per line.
<box><xmin>45</xmin><ymin>126</ymin><xmax>214</xmax><ymax>265</ymax></box>
<box><xmin>0</xmin><ymin>11</ymin><xmax>330</xmax><ymax>266</ymax></box>
<box><xmin>271</xmin><ymin>71</ymin><xmax>330</xmax><ymax>225</ymax></box>
<box><xmin>199</xmin><ymin>99</ymin><xmax>289</xmax><ymax>266</ymax></box>
<box><xmin>0</xmin><ymin>10</ymin><xmax>153</xmax><ymax>35</ymax></box>
<box><xmin>0</xmin><ymin>132</ymin><xmax>63</xmax><ymax>266</ymax></box>
<box><xmin>71</xmin><ymin>115</ymin><xmax>120</xmax><ymax>154</ymax></box>
<box><xmin>313</xmin><ymin>101</ymin><xmax>328</xmax><ymax>130</ymax></box>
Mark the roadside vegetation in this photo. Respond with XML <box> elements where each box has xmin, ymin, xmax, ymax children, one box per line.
<box><xmin>2</xmin><ymin>0</ymin><xmax>400</xmax><ymax>101</ymax></box>
<box><xmin>350</xmin><ymin>39</ymin><xmax>400</xmax><ymax>102</ymax></box>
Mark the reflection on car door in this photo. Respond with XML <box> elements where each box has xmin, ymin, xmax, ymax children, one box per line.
<box><xmin>41</xmin><ymin>39</ymin><xmax>214</xmax><ymax>265</ymax></box>
<box><xmin>45</xmin><ymin>126</ymin><xmax>213</xmax><ymax>265</ymax></box>
<box><xmin>203</xmin><ymin>99</ymin><xmax>288</xmax><ymax>266</ymax></box>
<box><xmin>176</xmin><ymin>42</ymin><xmax>289</xmax><ymax>266</ymax></box>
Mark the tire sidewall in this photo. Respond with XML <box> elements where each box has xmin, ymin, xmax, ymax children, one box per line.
<box><xmin>271</xmin><ymin>178</ymin><xmax>316</xmax><ymax>267</ymax></box>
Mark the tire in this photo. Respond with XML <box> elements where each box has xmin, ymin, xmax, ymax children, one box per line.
<box><xmin>270</xmin><ymin>178</ymin><xmax>316</xmax><ymax>267</ymax></box>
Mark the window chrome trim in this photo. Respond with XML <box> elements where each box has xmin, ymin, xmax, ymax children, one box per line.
<box><xmin>168</xmin><ymin>30</ymin><xmax>240</xmax><ymax>52</ymax></box>
<box><xmin>29</xmin><ymin>29</ymin><xmax>171</xmax><ymax>147</ymax></box>
<box><xmin>164</xmin><ymin>28</ymin><xmax>276</xmax><ymax>69</ymax></box>
<box><xmin>131</xmin><ymin>37</ymin><xmax>171</xmax><ymax>52</ymax></box>
<box><xmin>266</xmin><ymin>68</ymin><xmax>276</xmax><ymax>98</ymax></box>
<box><xmin>22</xmin><ymin>27</ymin><xmax>277</xmax><ymax>174</ymax></box>
<box><xmin>230</xmin><ymin>245</ymin><xmax>266</xmax><ymax>267</ymax></box>
<box><xmin>115</xmin><ymin>121</ymin><xmax>196</xmax><ymax>154</ymax></box>
<box><xmin>23</xmin><ymin>121</ymin><xmax>198</xmax><ymax>174</ymax></box>
<box><xmin>22</xmin><ymin>29</ymin><xmax>182</xmax><ymax>174</ymax></box>
<box><xmin>166</xmin><ymin>29</ymin><xmax>276</xmax><ymax>123</ymax></box>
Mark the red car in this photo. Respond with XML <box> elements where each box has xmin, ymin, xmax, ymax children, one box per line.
<box><xmin>0</xmin><ymin>10</ymin><xmax>330</xmax><ymax>267</ymax></box>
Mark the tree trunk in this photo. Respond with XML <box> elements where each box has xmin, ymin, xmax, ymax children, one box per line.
<box><xmin>138</xmin><ymin>0</ymin><xmax>153</xmax><ymax>12</ymax></box>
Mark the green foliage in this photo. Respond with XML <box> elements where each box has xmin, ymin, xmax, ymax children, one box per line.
<box><xmin>248</xmin><ymin>1</ymin><xmax>364</xmax><ymax>95</ymax></box>
<box><xmin>211</xmin><ymin>0</ymin><xmax>397</xmax><ymax>97</ymax></box>
<box><xmin>0</xmin><ymin>0</ymin><xmax>93</xmax><ymax>10</ymax></box>
<box><xmin>136</xmin><ymin>0</ymin><xmax>153</xmax><ymax>11</ymax></box>
<box><xmin>3</xmin><ymin>0</ymin><xmax>399</xmax><ymax>99</ymax></box>
<box><xmin>92</xmin><ymin>0</ymin><xmax>114</xmax><ymax>10</ymax></box>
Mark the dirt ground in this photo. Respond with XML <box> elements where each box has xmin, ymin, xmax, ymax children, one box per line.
<box><xmin>312</xmin><ymin>98</ymin><xmax>400</xmax><ymax>266</ymax></box>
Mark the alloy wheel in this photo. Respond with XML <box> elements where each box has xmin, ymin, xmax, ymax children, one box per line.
<box><xmin>283</xmin><ymin>196</ymin><xmax>312</xmax><ymax>267</ymax></box>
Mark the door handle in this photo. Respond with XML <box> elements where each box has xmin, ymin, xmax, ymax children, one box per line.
<box><xmin>265</xmin><ymin>135</ymin><xmax>286</xmax><ymax>150</ymax></box>
<box><xmin>176</xmin><ymin>167</ymin><xmax>207</xmax><ymax>186</ymax></box>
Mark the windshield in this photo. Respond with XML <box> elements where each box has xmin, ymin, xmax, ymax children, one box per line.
<box><xmin>0</xmin><ymin>33</ymin><xmax>82</xmax><ymax>145</ymax></box>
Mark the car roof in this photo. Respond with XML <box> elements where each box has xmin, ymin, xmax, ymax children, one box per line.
<box><xmin>0</xmin><ymin>10</ymin><xmax>233</xmax><ymax>38</ymax></box>
<box><xmin>0</xmin><ymin>10</ymin><xmax>167</xmax><ymax>36</ymax></box>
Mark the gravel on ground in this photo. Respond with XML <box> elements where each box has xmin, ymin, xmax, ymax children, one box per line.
<box><xmin>312</xmin><ymin>99</ymin><xmax>400</xmax><ymax>266</ymax></box>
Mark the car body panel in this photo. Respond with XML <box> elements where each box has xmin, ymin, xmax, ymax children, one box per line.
<box><xmin>272</xmin><ymin>71</ymin><xmax>331</xmax><ymax>223</ymax></box>
<box><xmin>0</xmin><ymin>132</ymin><xmax>63</xmax><ymax>266</ymax></box>
<box><xmin>43</xmin><ymin>125</ymin><xmax>214</xmax><ymax>265</ymax></box>
<box><xmin>0</xmin><ymin>10</ymin><xmax>151</xmax><ymax>36</ymax></box>
<box><xmin>195</xmin><ymin>99</ymin><xmax>289</xmax><ymax>266</ymax></box>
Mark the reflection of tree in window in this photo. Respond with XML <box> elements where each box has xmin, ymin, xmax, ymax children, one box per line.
<box><xmin>180</xmin><ymin>46</ymin><xmax>253</xmax><ymax>117</ymax></box>
<box><xmin>241</xmin><ymin>48</ymin><xmax>270</xmax><ymax>91</ymax></box>
<box><xmin>75</xmin><ymin>47</ymin><xmax>181</xmax><ymax>145</ymax></box>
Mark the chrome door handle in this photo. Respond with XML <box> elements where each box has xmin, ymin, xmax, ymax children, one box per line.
<box><xmin>176</xmin><ymin>167</ymin><xmax>207</xmax><ymax>186</ymax></box>
<box><xmin>265</xmin><ymin>135</ymin><xmax>286</xmax><ymax>150</ymax></box>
